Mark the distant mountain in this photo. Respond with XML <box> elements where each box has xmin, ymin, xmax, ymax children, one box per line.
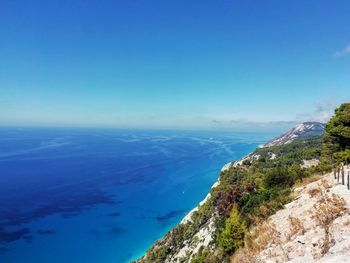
<box><xmin>264</xmin><ymin>122</ymin><xmax>325</xmax><ymax>147</ymax></box>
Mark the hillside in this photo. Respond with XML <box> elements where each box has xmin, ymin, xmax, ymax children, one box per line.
<box><xmin>136</xmin><ymin>103</ymin><xmax>350</xmax><ymax>263</ymax></box>
<box><xmin>264</xmin><ymin>122</ymin><xmax>325</xmax><ymax>147</ymax></box>
<box><xmin>237</xmin><ymin>167</ymin><xmax>350</xmax><ymax>263</ymax></box>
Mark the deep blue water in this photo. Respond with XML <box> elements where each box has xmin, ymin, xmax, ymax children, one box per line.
<box><xmin>0</xmin><ymin>127</ymin><xmax>273</xmax><ymax>263</ymax></box>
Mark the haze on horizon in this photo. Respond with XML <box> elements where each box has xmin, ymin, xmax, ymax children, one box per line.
<box><xmin>1</xmin><ymin>0</ymin><xmax>349</xmax><ymax>132</ymax></box>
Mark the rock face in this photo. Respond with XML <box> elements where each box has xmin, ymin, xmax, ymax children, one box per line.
<box><xmin>264</xmin><ymin>122</ymin><xmax>325</xmax><ymax>147</ymax></box>
<box><xmin>254</xmin><ymin>166</ymin><xmax>350</xmax><ymax>263</ymax></box>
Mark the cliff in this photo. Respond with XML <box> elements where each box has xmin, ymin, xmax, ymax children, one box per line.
<box><xmin>136</xmin><ymin>122</ymin><xmax>327</xmax><ymax>263</ymax></box>
<box><xmin>137</xmin><ymin>102</ymin><xmax>350</xmax><ymax>263</ymax></box>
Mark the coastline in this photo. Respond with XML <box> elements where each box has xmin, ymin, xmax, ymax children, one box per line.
<box><xmin>179</xmin><ymin>152</ymin><xmax>253</xmax><ymax>225</ymax></box>
<box><xmin>0</xmin><ymin>129</ymin><xmax>264</xmax><ymax>263</ymax></box>
<box><xmin>135</xmin><ymin>154</ymin><xmax>254</xmax><ymax>262</ymax></box>
<box><xmin>135</xmin><ymin>131</ymin><xmax>282</xmax><ymax>262</ymax></box>
<box><xmin>135</xmin><ymin>122</ymin><xmax>329</xmax><ymax>262</ymax></box>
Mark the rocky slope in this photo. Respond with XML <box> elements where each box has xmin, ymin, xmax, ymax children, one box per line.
<box><xmin>137</xmin><ymin>122</ymin><xmax>327</xmax><ymax>263</ymax></box>
<box><xmin>264</xmin><ymin>122</ymin><xmax>325</xmax><ymax>147</ymax></box>
<box><xmin>224</xmin><ymin>121</ymin><xmax>325</xmax><ymax>170</ymax></box>
<box><xmin>238</xmin><ymin>166</ymin><xmax>350</xmax><ymax>263</ymax></box>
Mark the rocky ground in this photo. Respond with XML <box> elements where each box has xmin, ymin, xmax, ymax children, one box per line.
<box><xmin>251</xmin><ymin>166</ymin><xmax>350</xmax><ymax>263</ymax></box>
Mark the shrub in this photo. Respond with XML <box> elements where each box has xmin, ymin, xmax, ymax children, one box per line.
<box><xmin>230</xmin><ymin>247</ymin><xmax>256</xmax><ymax>263</ymax></box>
<box><xmin>308</xmin><ymin>187</ymin><xmax>321</xmax><ymax>198</ymax></box>
<box><xmin>191</xmin><ymin>247</ymin><xmax>210</xmax><ymax>263</ymax></box>
<box><xmin>311</xmin><ymin>190</ymin><xmax>347</xmax><ymax>257</ymax></box>
<box><xmin>217</xmin><ymin>207</ymin><xmax>247</xmax><ymax>253</ymax></box>
<box><xmin>263</xmin><ymin>167</ymin><xmax>293</xmax><ymax>188</ymax></box>
<box><xmin>216</xmin><ymin>185</ymin><xmax>242</xmax><ymax>217</ymax></box>
<box><xmin>286</xmin><ymin>216</ymin><xmax>305</xmax><ymax>240</ymax></box>
<box><xmin>191</xmin><ymin>247</ymin><xmax>225</xmax><ymax>263</ymax></box>
<box><xmin>244</xmin><ymin>221</ymin><xmax>279</xmax><ymax>254</ymax></box>
<box><xmin>146</xmin><ymin>245</ymin><xmax>170</xmax><ymax>263</ymax></box>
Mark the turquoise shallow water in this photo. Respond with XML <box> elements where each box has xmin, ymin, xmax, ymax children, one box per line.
<box><xmin>0</xmin><ymin>128</ymin><xmax>273</xmax><ymax>263</ymax></box>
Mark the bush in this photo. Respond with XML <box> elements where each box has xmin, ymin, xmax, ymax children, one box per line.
<box><xmin>263</xmin><ymin>167</ymin><xmax>293</xmax><ymax>188</ymax></box>
<box><xmin>146</xmin><ymin>245</ymin><xmax>170</xmax><ymax>263</ymax></box>
<box><xmin>217</xmin><ymin>207</ymin><xmax>247</xmax><ymax>253</ymax></box>
<box><xmin>190</xmin><ymin>247</ymin><xmax>210</xmax><ymax>263</ymax></box>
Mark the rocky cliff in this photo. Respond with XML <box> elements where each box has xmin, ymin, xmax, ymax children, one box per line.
<box><xmin>137</xmin><ymin>122</ymin><xmax>328</xmax><ymax>263</ymax></box>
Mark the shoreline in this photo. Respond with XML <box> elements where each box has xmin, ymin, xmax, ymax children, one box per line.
<box><xmin>135</xmin><ymin>138</ymin><xmax>270</xmax><ymax>262</ymax></box>
<box><xmin>179</xmin><ymin>150</ymin><xmax>254</xmax><ymax>225</ymax></box>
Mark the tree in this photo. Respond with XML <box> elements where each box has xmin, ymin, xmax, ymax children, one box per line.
<box><xmin>323</xmin><ymin>103</ymin><xmax>350</xmax><ymax>163</ymax></box>
<box><xmin>217</xmin><ymin>207</ymin><xmax>247</xmax><ymax>253</ymax></box>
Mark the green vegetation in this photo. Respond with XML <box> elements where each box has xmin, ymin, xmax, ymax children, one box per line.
<box><xmin>139</xmin><ymin>134</ymin><xmax>326</xmax><ymax>263</ymax></box>
<box><xmin>190</xmin><ymin>247</ymin><xmax>211</xmax><ymax>263</ymax></box>
<box><xmin>145</xmin><ymin>245</ymin><xmax>169</xmax><ymax>263</ymax></box>
<box><xmin>138</xmin><ymin>103</ymin><xmax>350</xmax><ymax>263</ymax></box>
<box><xmin>217</xmin><ymin>207</ymin><xmax>247</xmax><ymax>253</ymax></box>
<box><xmin>323</xmin><ymin>103</ymin><xmax>350</xmax><ymax>164</ymax></box>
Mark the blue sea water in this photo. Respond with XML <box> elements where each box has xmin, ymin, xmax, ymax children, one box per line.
<box><xmin>0</xmin><ymin>127</ymin><xmax>273</xmax><ymax>263</ymax></box>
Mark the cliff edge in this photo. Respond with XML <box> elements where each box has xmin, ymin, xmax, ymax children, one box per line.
<box><xmin>137</xmin><ymin>103</ymin><xmax>350</xmax><ymax>263</ymax></box>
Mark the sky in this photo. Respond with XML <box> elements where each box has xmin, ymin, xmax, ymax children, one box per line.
<box><xmin>0</xmin><ymin>0</ymin><xmax>349</xmax><ymax>132</ymax></box>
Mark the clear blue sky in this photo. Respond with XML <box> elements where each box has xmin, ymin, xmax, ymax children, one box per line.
<box><xmin>1</xmin><ymin>0</ymin><xmax>349</xmax><ymax>131</ymax></box>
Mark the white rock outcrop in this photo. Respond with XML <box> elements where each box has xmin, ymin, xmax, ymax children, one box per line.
<box><xmin>256</xmin><ymin>166</ymin><xmax>350</xmax><ymax>263</ymax></box>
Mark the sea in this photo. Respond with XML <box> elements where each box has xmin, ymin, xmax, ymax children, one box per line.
<box><xmin>0</xmin><ymin>127</ymin><xmax>274</xmax><ymax>263</ymax></box>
